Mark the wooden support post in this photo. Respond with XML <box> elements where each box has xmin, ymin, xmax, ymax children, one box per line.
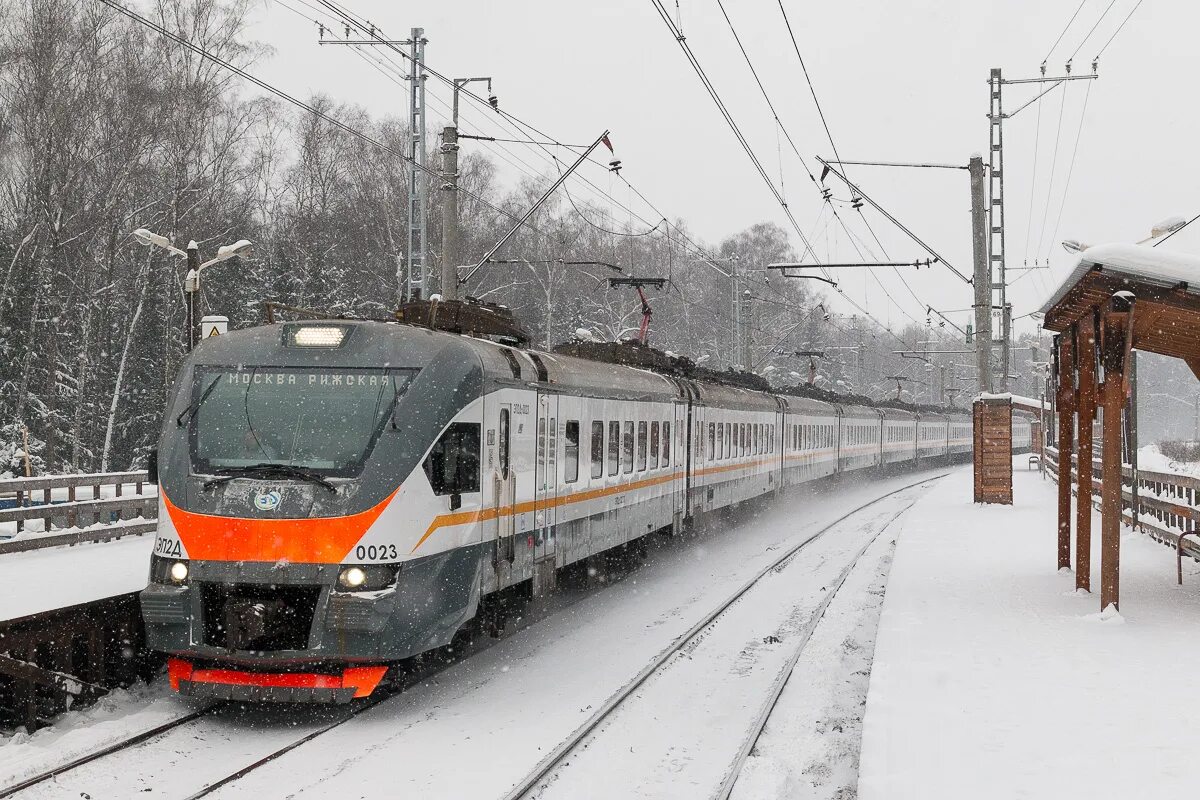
<box><xmin>1056</xmin><ymin>329</ymin><xmax>1077</xmax><ymax>570</ymax></box>
<box><xmin>1099</xmin><ymin>297</ymin><xmax>1133</xmax><ymax>611</ymax></box>
<box><xmin>1075</xmin><ymin>317</ymin><xmax>1098</xmax><ymax>592</ymax></box>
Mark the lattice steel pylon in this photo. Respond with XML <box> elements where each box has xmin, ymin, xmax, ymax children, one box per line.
<box><xmin>406</xmin><ymin>27</ymin><xmax>429</xmax><ymax>302</ymax></box>
<box><xmin>987</xmin><ymin>67</ymin><xmax>1009</xmax><ymax>391</ymax></box>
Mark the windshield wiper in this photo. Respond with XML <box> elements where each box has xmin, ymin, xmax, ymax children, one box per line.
<box><xmin>177</xmin><ymin>375</ymin><xmax>222</xmax><ymax>427</ymax></box>
<box><xmin>202</xmin><ymin>463</ymin><xmax>338</xmax><ymax>494</ymax></box>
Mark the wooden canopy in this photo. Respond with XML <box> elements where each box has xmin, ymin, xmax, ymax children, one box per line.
<box><xmin>1042</xmin><ymin>243</ymin><xmax>1200</xmax><ymax>376</ymax></box>
<box><xmin>1040</xmin><ymin>243</ymin><xmax>1200</xmax><ymax>611</ymax></box>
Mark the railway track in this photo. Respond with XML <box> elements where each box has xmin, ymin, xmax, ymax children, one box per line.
<box><xmin>0</xmin><ymin>705</ymin><xmax>219</xmax><ymax>799</ymax></box>
<box><xmin>0</xmin><ymin>543</ymin><xmax>633</xmax><ymax>799</ymax></box>
<box><xmin>2</xmin><ymin>473</ymin><xmax>941</xmax><ymax>799</ymax></box>
<box><xmin>501</xmin><ymin>474</ymin><xmax>943</xmax><ymax>800</ymax></box>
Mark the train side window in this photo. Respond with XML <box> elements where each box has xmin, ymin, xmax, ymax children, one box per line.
<box><xmin>498</xmin><ymin>410</ymin><xmax>510</xmax><ymax>478</ymax></box>
<box><xmin>608</xmin><ymin>421</ymin><xmax>620</xmax><ymax>476</ymax></box>
<box><xmin>623</xmin><ymin>421</ymin><xmax>635</xmax><ymax>473</ymax></box>
<box><xmin>423</xmin><ymin>422</ymin><xmax>481</xmax><ymax>496</ymax></box>
<box><xmin>537</xmin><ymin>417</ymin><xmax>546</xmax><ymax>475</ymax></box>
<box><xmin>707</xmin><ymin>422</ymin><xmax>716</xmax><ymax>461</ymax></box>
<box><xmin>752</xmin><ymin>424</ymin><xmax>759</xmax><ymax>454</ymax></box>
<box><xmin>724</xmin><ymin>423</ymin><xmax>731</xmax><ymax>457</ymax></box>
<box><xmin>716</xmin><ymin>422</ymin><xmax>724</xmax><ymax>459</ymax></box>
<box><xmin>637</xmin><ymin>421</ymin><xmax>648</xmax><ymax>471</ymax></box>
<box><xmin>770</xmin><ymin>424</ymin><xmax>775</xmax><ymax>453</ymax></box>
<box><xmin>662</xmin><ymin>421</ymin><xmax>671</xmax><ymax>466</ymax></box>
<box><xmin>564</xmin><ymin>421</ymin><xmax>580</xmax><ymax>483</ymax></box>
<box><xmin>650</xmin><ymin>421</ymin><xmax>660</xmax><ymax>468</ymax></box>
<box><xmin>591</xmin><ymin>421</ymin><xmax>604</xmax><ymax>479</ymax></box>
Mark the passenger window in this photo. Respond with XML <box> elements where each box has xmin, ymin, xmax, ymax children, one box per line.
<box><xmin>663</xmin><ymin>421</ymin><xmax>671</xmax><ymax>466</ymax></box>
<box><xmin>564</xmin><ymin>421</ymin><xmax>580</xmax><ymax>483</ymax></box>
<box><xmin>423</xmin><ymin>422</ymin><xmax>481</xmax><ymax>495</ymax></box>
<box><xmin>623</xmin><ymin>421</ymin><xmax>634</xmax><ymax>473</ymax></box>
<box><xmin>498</xmin><ymin>410</ymin><xmax>510</xmax><ymax>478</ymax></box>
<box><xmin>608</xmin><ymin>420</ymin><xmax>620</xmax><ymax>476</ymax></box>
<box><xmin>591</xmin><ymin>421</ymin><xmax>604</xmax><ymax>479</ymax></box>
<box><xmin>650</xmin><ymin>422</ymin><xmax>660</xmax><ymax>468</ymax></box>
<box><xmin>716</xmin><ymin>422</ymin><xmax>724</xmax><ymax>459</ymax></box>
<box><xmin>725</xmin><ymin>423</ymin><xmax>731</xmax><ymax>456</ymax></box>
<box><xmin>537</xmin><ymin>417</ymin><xmax>546</xmax><ymax>473</ymax></box>
<box><xmin>637</xmin><ymin>421</ymin><xmax>648</xmax><ymax>471</ymax></box>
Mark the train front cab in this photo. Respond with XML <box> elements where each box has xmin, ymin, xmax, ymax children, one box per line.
<box><xmin>143</xmin><ymin>321</ymin><xmax>496</xmax><ymax>702</ymax></box>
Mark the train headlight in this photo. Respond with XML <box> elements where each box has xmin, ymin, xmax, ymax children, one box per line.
<box><xmin>286</xmin><ymin>324</ymin><xmax>348</xmax><ymax>348</ymax></box>
<box><xmin>336</xmin><ymin>564</ymin><xmax>400</xmax><ymax>592</ymax></box>
<box><xmin>150</xmin><ymin>555</ymin><xmax>190</xmax><ymax>585</ymax></box>
<box><xmin>339</xmin><ymin>566</ymin><xmax>367</xmax><ymax>589</ymax></box>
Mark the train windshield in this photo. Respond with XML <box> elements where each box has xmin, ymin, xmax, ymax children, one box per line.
<box><xmin>188</xmin><ymin>366</ymin><xmax>417</xmax><ymax>476</ymax></box>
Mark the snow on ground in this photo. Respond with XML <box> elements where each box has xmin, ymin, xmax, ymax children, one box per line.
<box><xmin>858</xmin><ymin>458</ymin><xmax>1200</xmax><ymax>800</ymax></box>
<box><xmin>2</xmin><ymin>469</ymin><xmax>948</xmax><ymax>800</ymax></box>
<box><xmin>732</xmin><ymin>526</ymin><xmax>898</xmax><ymax>800</ymax></box>
<box><xmin>0</xmin><ymin>681</ymin><xmax>196</xmax><ymax>789</ymax></box>
<box><xmin>534</xmin><ymin>491</ymin><xmax>920</xmax><ymax>800</ymax></box>
<box><xmin>0</xmin><ymin>534</ymin><xmax>152</xmax><ymax>623</ymax></box>
<box><xmin>1137</xmin><ymin>442</ymin><xmax>1200</xmax><ymax>478</ymax></box>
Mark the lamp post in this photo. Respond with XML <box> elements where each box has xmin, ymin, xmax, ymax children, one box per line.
<box><xmin>133</xmin><ymin>229</ymin><xmax>252</xmax><ymax>350</ymax></box>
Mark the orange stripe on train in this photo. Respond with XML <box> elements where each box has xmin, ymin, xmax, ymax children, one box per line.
<box><xmin>163</xmin><ymin>488</ymin><xmax>398</xmax><ymax>564</ymax></box>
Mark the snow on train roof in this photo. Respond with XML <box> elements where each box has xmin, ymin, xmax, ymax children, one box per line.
<box><xmin>1039</xmin><ymin>242</ymin><xmax>1200</xmax><ymax>315</ymax></box>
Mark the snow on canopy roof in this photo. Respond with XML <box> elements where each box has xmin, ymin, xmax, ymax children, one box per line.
<box><xmin>1039</xmin><ymin>243</ymin><xmax>1200</xmax><ymax>316</ymax></box>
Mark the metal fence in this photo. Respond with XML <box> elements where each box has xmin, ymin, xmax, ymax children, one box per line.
<box><xmin>0</xmin><ymin>471</ymin><xmax>156</xmax><ymax>554</ymax></box>
<box><xmin>1045</xmin><ymin>446</ymin><xmax>1200</xmax><ymax>579</ymax></box>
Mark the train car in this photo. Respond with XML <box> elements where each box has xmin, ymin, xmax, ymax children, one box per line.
<box><xmin>916</xmin><ymin>412</ymin><xmax>950</xmax><ymax>461</ymax></box>
<box><xmin>838</xmin><ymin>405</ymin><xmax>883</xmax><ymax>473</ymax></box>
<box><xmin>141</xmin><ymin>316</ymin><xmax>1005</xmax><ymax>703</ymax></box>
<box><xmin>779</xmin><ymin>395</ymin><xmax>839</xmax><ymax>488</ymax></box>
<box><xmin>948</xmin><ymin>414</ymin><xmax>973</xmax><ymax>457</ymax></box>
<box><xmin>882</xmin><ymin>409</ymin><xmax>918</xmax><ymax>466</ymax></box>
<box><xmin>690</xmin><ymin>382</ymin><xmax>780</xmax><ymax>514</ymax></box>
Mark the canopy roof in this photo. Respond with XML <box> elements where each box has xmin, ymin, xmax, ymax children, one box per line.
<box><xmin>1040</xmin><ymin>243</ymin><xmax>1200</xmax><ymax>373</ymax></box>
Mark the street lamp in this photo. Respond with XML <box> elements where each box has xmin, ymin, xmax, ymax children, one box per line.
<box><xmin>132</xmin><ymin>229</ymin><xmax>252</xmax><ymax>350</ymax></box>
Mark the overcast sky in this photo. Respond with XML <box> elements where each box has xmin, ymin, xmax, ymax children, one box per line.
<box><xmin>245</xmin><ymin>0</ymin><xmax>1188</xmax><ymax>337</ymax></box>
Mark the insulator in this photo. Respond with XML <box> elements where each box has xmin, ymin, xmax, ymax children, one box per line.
<box><xmin>488</xmin><ymin>94</ymin><xmax>499</xmax><ymax>111</ymax></box>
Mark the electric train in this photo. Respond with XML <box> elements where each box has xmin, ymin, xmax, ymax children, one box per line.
<box><xmin>141</xmin><ymin>318</ymin><xmax>1030</xmax><ymax>702</ymax></box>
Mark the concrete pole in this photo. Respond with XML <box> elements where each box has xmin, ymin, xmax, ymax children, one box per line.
<box><xmin>730</xmin><ymin>258</ymin><xmax>741</xmax><ymax>368</ymax></box>
<box><xmin>969</xmin><ymin>156</ymin><xmax>992</xmax><ymax>393</ymax></box>
<box><xmin>440</xmin><ymin>124</ymin><xmax>459</xmax><ymax>301</ymax></box>
<box><xmin>739</xmin><ymin>287</ymin><xmax>752</xmax><ymax>368</ymax></box>
<box><xmin>184</xmin><ymin>241</ymin><xmax>199</xmax><ymax>351</ymax></box>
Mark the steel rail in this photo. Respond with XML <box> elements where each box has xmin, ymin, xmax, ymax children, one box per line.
<box><xmin>498</xmin><ymin>473</ymin><xmax>947</xmax><ymax>800</ymax></box>
<box><xmin>0</xmin><ymin>704</ymin><xmax>224</xmax><ymax>798</ymax></box>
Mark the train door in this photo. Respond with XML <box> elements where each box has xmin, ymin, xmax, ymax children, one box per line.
<box><xmin>532</xmin><ymin>392</ymin><xmax>559</xmax><ymax>596</ymax></box>
<box><xmin>675</xmin><ymin>397</ymin><xmax>690</xmax><ymax>525</ymax></box>
<box><xmin>492</xmin><ymin>403</ymin><xmax>517</xmax><ymax>582</ymax></box>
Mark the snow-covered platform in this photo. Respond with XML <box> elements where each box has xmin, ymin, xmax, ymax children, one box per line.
<box><xmin>859</xmin><ymin>459</ymin><xmax>1200</xmax><ymax>800</ymax></box>
<box><xmin>0</xmin><ymin>536</ymin><xmax>152</xmax><ymax>623</ymax></box>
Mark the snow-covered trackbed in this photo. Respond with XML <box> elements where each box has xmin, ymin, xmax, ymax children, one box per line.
<box><xmin>2</xmin><ymin>468</ymin><xmax>946</xmax><ymax>800</ymax></box>
<box><xmin>518</xmin><ymin>481</ymin><xmax>930</xmax><ymax>800</ymax></box>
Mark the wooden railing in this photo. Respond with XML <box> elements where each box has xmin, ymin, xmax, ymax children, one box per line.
<box><xmin>0</xmin><ymin>471</ymin><xmax>156</xmax><ymax>554</ymax></box>
<box><xmin>1044</xmin><ymin>446</ymin><xmax>1200</xmax><ymax>572</ymax></box>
